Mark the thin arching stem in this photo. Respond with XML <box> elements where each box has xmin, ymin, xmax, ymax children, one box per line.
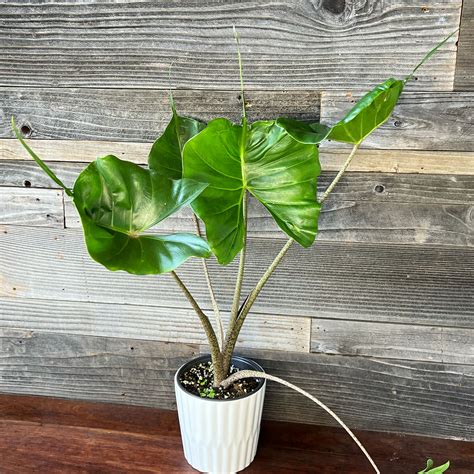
<box><xmin>319</xmin><ymin>143</ymin><xmax>359</xmax><ymax>204</ymax></box>
<box><xmin>229</xmin><ymin>190</ymin><xmax>248</xmax><ymax>335</ymax></box>
<box><xmin>170</xmin><ymin>271</ymin><xmax>224</xmax><ymax>385</ymax></box>
<box><xmin>222</xmin><ymin>237</ymin><xmax>293</xmax><ymax>370</ymax></box>
<box><xmin>223</xmin><ymin>144</ymin><xmax>362</xmax><ymax>368</ymax></box>
<box><xmin>220</xmin><ymin>370</ymin><xmax>380</xmax><ymax>474</ymax></box>
<box><xmin>193</xmin><ymin>215</ymin><xmax>224</xmax><ymax>349</ymax></box>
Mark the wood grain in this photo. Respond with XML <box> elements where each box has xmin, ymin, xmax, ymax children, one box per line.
<box><xmin>2</xmin><ymin>394</ymin><xmax>472</xmax><ymax>473</ymax></box>
<box><xmin>3</xmin><ymin>139</ymin><xmax>474</xmax><ymax>174</ymax></box>
<box><xmin>454</xmin><ymin>0</ymin><xmax>474</xmax><ymax>90</ymax></box>
<box><xmin>61</xmin><ymin>194</ymin><xmax>474</xmax><ymax>248</ymax></box>
<box><xmin>321</xmin><ymin>91</ymin><xmax>474</xmax><ymax>151</ymax></box>
<box><xmin>1</xmin><ymin>410</ymin><xmax>472</xmax><ymax>474</ymax></box>
<box><xmin>0</xmin><ymin>296</ymin><xmax>310</xmax><ymax>353</ymax></box>
<box><xmin>249</xmin><ymin>347</ymin><xmax>474</xmax><ymax>441</ymax></box>
<box><xmin>1</xmin><ymin>168</ymin><xmax>473</xmax><ymax>248</ymax></box>
<box><xmin>0</xmin><ymin>187</ymin><xmax>63</xmax><ymax>227</ymax></box>
<box><xmin>3</xmin><ymin>162</ymin><xmax>474</xmax><ymax>204</ymax></box>
<box><xmin>1</xmin><ymin>225</ymin><xmax>473</xmax><ymax>328</ymax></box>
<box><xmin>311</xmin><ymin>319</ymin><xmax>474</xmax><ymax>364</ymax></box>
<box><xmin>1</xmin><ymin>329</ymin><xmax>472</xmax><ymax>440</ymax></box>
<box><xmin>0</xmin><ymin>89</ymin><xmax>320</xmax><ymax>142</ymax></box>
<box><xmin>0</xmin><ymin>1</ymin><xmax>460</xmax><ymax>90</ymax></box>
<box><xmin>3</xmin><ymin>89</ymin><xmax>473</xmax><ymax>151</ymax></box>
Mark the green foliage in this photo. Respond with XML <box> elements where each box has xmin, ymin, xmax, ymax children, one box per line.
<box><xmin>327</xmin><ymin>78</ymin><xmax>404</xmax><ymax>145</ymax></box>
<box><xmin>148</xmin><ymin>101</ymin><xmax>205</xmax><ymax>179</ymax></box>
<box><xmin>12</xmin><ymin>117</ymin><xmax>73</xmax><ymax>197</ymax></box>
<box><xmin>13</xmin><ymin>117</ymin><xmax>211</xmax><ymax>275</ymax></box>
<box><xmin>73</xmin><ymin>155</ymin><xmax>211</xmax><ymax>274</ymax></box>
<box><xmin>199</xmin><ymin>387</ymin><xmax>216</xmax><ymax>398</ymax></box>
<box><xmin>183</xmin><ymin>118</ymin><xmax>321</xmax><ymax>264</ymax></box>
<box><xmin>418</xmin><ymin>459</ymin><xmax>450</xmax><ymax>474</ymax></box>
<box><xmin>276</xmin><ymin>118</ymin><xmax>331</xmax><ymax>145</ymax></box>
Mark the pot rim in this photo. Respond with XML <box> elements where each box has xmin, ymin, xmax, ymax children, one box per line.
<box><xmin>175</xmin><ymin>354</ymin><xmax>266</xmax><ymax>403</ymax></box>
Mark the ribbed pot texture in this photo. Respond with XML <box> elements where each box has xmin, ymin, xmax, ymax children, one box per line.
<box><xmin>175</xmin><ymin>355</ymin><xmax>266</xmax><ymax>474</ymax></box>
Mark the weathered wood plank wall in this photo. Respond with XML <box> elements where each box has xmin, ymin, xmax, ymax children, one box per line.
<box><xmin>0</xmin><ymin>0</ymin><xmax>473</xmax><ymax>440</ymax></box>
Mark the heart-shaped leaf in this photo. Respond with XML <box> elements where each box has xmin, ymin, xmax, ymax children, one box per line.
<box><xmin>183</xmin><ymin>118</ymin><xmax>321</xmax><ymax>264</ymax></box>
<box><xmin>73</xmin><ymin>155</ymin><xmax>211</xmax><ymax>274</ymax></box>
<box><xmin>149</xmin><ymin>106</ymin><xmax>205</xmax><ymax>179</ymax></box>
<box><xmin>13</xmin><ymin>118</ymin><xmax>211</xmax><ymax>275</ymax></box>
<box><xmin>327</xmin><ymin>78</ymin><xmax>404</xmax><ymax>144</ymax></box>
<box><xmin>276</xmin><ymin>118</ymin><xmax>331</xmax><ymax>145</ymax></box>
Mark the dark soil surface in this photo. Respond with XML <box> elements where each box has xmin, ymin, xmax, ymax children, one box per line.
<box><xmin>179</xmin><ymin>361</ymin><xmax>260</xmax><ymax>400</ymax></box>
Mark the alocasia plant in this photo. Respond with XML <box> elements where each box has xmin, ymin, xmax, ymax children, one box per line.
<box><xmin>12</xmin><ymin>29</ymin><xmax>457</xmax><ymax>474</ymax></box>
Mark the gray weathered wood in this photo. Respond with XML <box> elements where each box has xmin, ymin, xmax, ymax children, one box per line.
<box><xmin>0</xmin><ymin>161</ymin><xmax>83</xmax><ymax>189</ymax></box>
<box><xmin>3</xmin><ymin>162</ymin><xmax>474</xmax><ymax>204</ymax></box>
<box><xmin>3</xmin><ymin>163</ymin><xmax>473</xmax><ymax>246</ymax></box>
<box><xmin>0</xmin><ymin>89</ymin><xmax>320</xmax><ymax>142</ymax></box>
<box><xmin>3</xmin><ymin>139</ymin><xmax>474</xmax><ymax>175</ymax></box>
<box><xmin>0</xmin><ymin>329</ymin><xmax>472</xmax><ymax>440</ymax></box>
<box><xmin>84</xmin><ymin>196</ymin><xmax>474</xmax><ymax>247</ymax></box>
<box><xmin>311</xmin><ymin>319</ymin><xmax>474</xmax><ymax>365</ymax></box>
<box><xmin>62</xmin><ymin>193</ymin><xmax>474</xmax><ymax>247</ymax></box>
<box><xmin>321</xmin><ymin>92</ymin><xmax>474</xmax><ymax>151</ymax></box>
<box><xmin>248</xmin><ymin>347</ymin><xmax>474</xmax><ymax>441</ymax></box>
<box><xmin>0</xmin><ymin>188</ymin><xmax>63</xmax><ymax>227</ymax></box>
<box><xmin>0</xmin><ymin>1</ymin><xmax>460</xmax><ymax>90</ymax></box>
<box><xmin>1</xmin><ymin>224</ymin><xmax>473</xmax><ymax>328</ymax></box>
<box><xmin>454</xmin><ymin>0</ymin><xmax>474</xmax><ymax>90</ymax></box>
<box><xmin>3</xmin><ymin>89</ymin><xmax>473</xmax><ymax>151</ymax></box>
<box><xmin>0</xmin><ymin>296</ymin><xmax>310</xmax><ymax>353</ymax></box>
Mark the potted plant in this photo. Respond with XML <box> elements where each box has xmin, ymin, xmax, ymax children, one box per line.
<box><xmin>12</xmin><ymin>30</ymin><xmax>455</xmax><ymax>474</ymax></box>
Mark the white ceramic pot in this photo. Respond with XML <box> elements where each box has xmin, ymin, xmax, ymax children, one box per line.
<box><xmin>175</xmin><ymin>355</ymin><xmax>266</xmax><ymax>473</ymax></box>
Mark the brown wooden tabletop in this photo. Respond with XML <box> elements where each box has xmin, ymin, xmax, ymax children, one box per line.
<box><xmin>0</xmin><ymin>393</ymin><xmax>472</xmax><ymax>473</ymax></box>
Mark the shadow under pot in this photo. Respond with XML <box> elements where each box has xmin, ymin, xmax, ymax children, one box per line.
<box><xmin>175</xmin><ymin>354</ymin><xmax>266</xmax><ymax>473</ymax></box>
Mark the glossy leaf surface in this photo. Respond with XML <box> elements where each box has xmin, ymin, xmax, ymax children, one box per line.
<box><xmin>276</xmin><ymin>118</ymin><xmax>331</xmax><ymax>144</ymax></box>
<box><xmin>183</xmin><ymin>118</ymin><xmax>320</xmax><ymax>264</ymax></box>
<box><xmin>327</xmin><ymin>78</ymin><xmax>404</xmax><ymax>144</ymax></box>
<box><xmin>148</xmin><ymin>109</ymin><xmax>205</xmax><ymax>179</ymax></box>
<box><xmin>418</xmin><ymin>459</ymin><xmax>450</xmax><ymax>474</ymax></box>
<box><xmin>72</xmin><ymin>155</ymin><xmax>211</xmax><ymax>274</ymax></box>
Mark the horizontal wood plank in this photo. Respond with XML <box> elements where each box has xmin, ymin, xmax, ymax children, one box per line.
<box><xmin>2</xmin><ymin>163</ymin><xmax>474</xmax><ymax>247</ymax></box>
<box><xmin>2</xmin><ymin>394</ymin><xmax>473</xmax><ymax>473</ymax></box>
<box><xmin>0</xmin><ymin>89</ymin><xmax>320</xmax><ymax>142</ymax></box>
<box><xmin>62</xmin><ymin>189</ymin><xmax>474</xmax><ymax>248</ymax></box>
<box><xmin>321</xmin><ymin>92</ymin><xmax>474</xmax><ymax>151</ymax></box>
<box><xmin>0</xmin><ymin>329</ymin><xmax>472</xmax><ymax>440</ymax></box>
<box><xmin>0</xmin><ymin>1</ymin><xmax>460</xmax><ymax>90</ymax></box>
<box><xmin>454</xmin><ymin>0</ymin><xmax>474</xmax><ymax>90</ymax></box>
<box><xmin>0</xmin><ymin>187</ymin><xmax>63</xmax><ymax>227</ymax></box>
<box><xmin>311</xmin><ymin>319</ymin><xmax>474</xmax><ymax>364</ymax></box>
<box><xmin>3</xmin><ymin>89</ymin><xmax>473</xmax><ymax>152</ymax></box>
<box><xmin>0</xmin><ymin>296</ymin><xmax>310</xmax><ymax>353</ymax></box>
<box><xmin>3</xmin><ymin>139</ymin><xmax>474</xmax><ymax>174</ymax></box>
<box><xmin>3</xmin><ymin>162</ymin><xmax>474</xmax><ymax>204</ymax></box>
<box><xmin>1</xmin><ymin>225</ymin><xmax>473</xmax><ymax>328</ymax></box>
<box><xmin>65</xmin><ymin>195</ymin><xmax>474</xmax><ymax>247</ymax></box>
<box><xmin>249</xmin><ymin>347</ymin><xmax>474</xmax><ymax>441</ymax></box>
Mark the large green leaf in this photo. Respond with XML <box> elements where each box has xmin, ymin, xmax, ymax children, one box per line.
<box><xmin>73</xmin><ymin>155</ymin><xmax>211</xmax><ymax>274</ymax></box>
<box><xmin>148</xmin><ymin>105</ymin><xmax>205</xmax><ymax>179</ymax></box>
<box><xmin>183</xmin><ymin>118</ymin><xmax>320</xmax><ymax>264</ymax></box>
<box><xmin>327</xmin><ymin>78</ymin><xmax>404</xmax><ymax>144</ymax></box>
<box><xmin>276</xmin><ymin>118</ymin><xmax>331</xmax><ymax>145</ymax></box>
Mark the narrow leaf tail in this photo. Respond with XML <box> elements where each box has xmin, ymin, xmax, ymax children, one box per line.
<box><xmin>11</xmin><ymin>116</ymin><xmax>74</xmax><ymax>197</ymax></box>
<box><xmin>405</xmin><ymin>30</ymin><xmax>459</xmax><ymax>83</ymax></box>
